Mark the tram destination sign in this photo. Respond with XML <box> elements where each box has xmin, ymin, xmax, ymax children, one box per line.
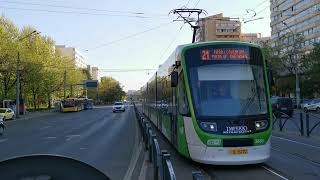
<box><xmin>201</xmin><ymin>47</ymin><xmax>249</xmax><ymax>61</ymax></box>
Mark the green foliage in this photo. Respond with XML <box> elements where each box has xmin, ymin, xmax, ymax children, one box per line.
<box><xmin>98</xmin><ymin>76</ymin><xmax>125</xmax><ymax>104</ymax></box>
<box><xmin>0</xmin><ymin>15</ymin><xmax>89</xmax><ymax>109</ymax></box>
<box><xmin>0</xmin><ymin>16</ymin><xmax>19</xmax><ymax>99</ymax></box>
<box><xmin>300</xmin><ymin>44</ymin><xmax>320</xmax><ymax>96</ymax></box>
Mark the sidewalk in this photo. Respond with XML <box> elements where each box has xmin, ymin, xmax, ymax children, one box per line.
<box><xmin>5</xmin><ymin>109</ymin><xmax>58</xmax><ymax>122</ymax></box>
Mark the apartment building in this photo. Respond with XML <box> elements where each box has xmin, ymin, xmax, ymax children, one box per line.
<box><xmin>55</xmin><ymin>45</ymin><xmax>87</xmax><ymax>69</ymax></box>
<box><xmin>195</xmin><ymin>13</ymin><xmax>241</xmax><ymax>42</ymax></box>
<box><xmin>91</xmin><ymin>66</ymin><xmax>99</xmax><ymax>81</ymax></box>
<box><xmin>240</xmin><ymin>33</ymin><xmax>271</xmax><ymax>45</ymax></box>
<box><xmin>270</xmin><ymin>0</ymin><xmax>320</xmax><ymax>55</ymax></box>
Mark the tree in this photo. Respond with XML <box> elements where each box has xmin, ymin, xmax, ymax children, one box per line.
<box><xmin>98</xmin><ymin>77</ymin><xmax>125</xmax><ymax>103</ymax></box>
<box><xmin>0</xmin><ymin>15</ymin><xmax>90</xmax><ymax>110</ymax></box>
<box><xmin>300</xmin><ymin>43</ymin><xmax>320</xmax><ymax>96</ymax></box>
<box><xmin>265</xmin><ymin>33</ymin><xmax>305</xmax><ymax>96</ymax></box>
<box><xmin>0</xmin><ymin>16</ymin><xmax>19</xmax><ymax>99</ymax></box>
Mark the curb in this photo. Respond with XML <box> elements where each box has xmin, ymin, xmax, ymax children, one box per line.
<box><xmin>4</xmin><ymin>111</ymin><xmax>58</xmax><ymax>123</ymax></box>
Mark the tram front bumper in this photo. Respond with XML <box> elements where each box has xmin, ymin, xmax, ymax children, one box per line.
<box><xmin>188</xmin><ymin>139</ymin><xmax>270</xmax><ymax>165</ymax></box>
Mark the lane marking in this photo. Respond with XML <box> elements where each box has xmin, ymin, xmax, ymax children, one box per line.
<box><xmin>138</xmin><ymin>152</ymin><xmax>148</xmax><ymax>180</ymax></box>
<box><xmin>272</xmin><ymin>135</ymin><xmax>320</xmax><ymax>149</ymax></box>
<box><xmin>0</xmin><ymin>138</ymin><xmax>8</xmax><ymax>143</ymax></box>
<box><xmin>45</xmin><ymin>136</ymin><xmax>57</xmax><ymax>139</ymax></box>
<box><xmin>65</xmin><ymin>134</ymin><xmax>81</xmax><ymax>141</ymax></box>
<box><xmin>80</xmin><ymin>147</ymin><xmax>87</xmax><ymax>150</ymax></box>
<box><xmin>123</xmin><ymin>116</ymin><xmax>142</xmax><ymax>180</ymax></box>
<box><xmin>260</xmin><ymin>165</ymin><xmax>289</xmax><ymax>180</ymax></box>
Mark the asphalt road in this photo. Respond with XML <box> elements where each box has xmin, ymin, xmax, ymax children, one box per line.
<box><xmin>3</xmin><ymin>105</ymin><xmax>319</xmax><ymax>180</ymax></box>
<box><xmin>0</xmin><ymin>106</ymin><xmax>141</xmax><ymax>180</ymax></box>
<box><xmin>136</xmin><ymin>105</ymin><xmax>320</xmax><ymax>180</ymax></box>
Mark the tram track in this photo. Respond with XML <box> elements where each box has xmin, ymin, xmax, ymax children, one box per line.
<box><xmin>271</xmin><ymin>146</ymin><xmax>320</xmax><ymax>167</ymax></box>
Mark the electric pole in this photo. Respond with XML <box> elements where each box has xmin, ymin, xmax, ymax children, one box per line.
<box><xmin>64</xmin><ymin>66</ymin><xmax>66</xmax><ymax>99</ymax></box>
<box><xmin>169</xmin><ymin>8</ymin><xmax>207</xmax><ymax>43</ymax></box>
<box><xmin>16</xmin><ymin>30</ymin><xmax>40</xmax><ymax>118</ymax></box>
<box><xmin>16</xmin><ymin>51</ymin><xmax>20</xmax><ymax>118</ymax></box>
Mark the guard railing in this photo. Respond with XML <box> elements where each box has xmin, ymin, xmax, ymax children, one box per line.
<box><xmin>273</xmin><ymin>110</ymin><xmax>320</xmax><ymax>137</ymax></box>
<box><xmin>273</xmin><ymin>111</ymin><xmax>304</xmax><ymax>136</ymax></box>
<box><xmin>305</xmin><ymin>113</ymin><xmax>320</xmax><ymax>137</ymax></box>
<box><xmin>133</xmin><ymin>103</ymin><xmax>176</xmax><ymax>180</ymax></box>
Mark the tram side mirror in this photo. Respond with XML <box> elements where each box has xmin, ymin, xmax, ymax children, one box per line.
<box><xmin>171</xmin><ymin>71</ymin><xmax>178</xmax><ymax>87</ymax></box>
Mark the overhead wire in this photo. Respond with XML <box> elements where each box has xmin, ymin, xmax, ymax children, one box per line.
<box><xmin>193</xmin><ymin>0</ymin><xmax>201</xmax><ymax>8</ymax></box>
<box><xmin>159</xmin><ymin>24</ymin><xmax>185</xmax><ymax>61</ymax></box>
<box><xmin>229</xmin><ymin>0</ymin><xmax>268</xmax><ymax>20</ymax></box>
<box><xmin>0</xmin><ymin>6</ymin><xmax>169</xmax><ymax>19</ymax></box>
<box><xmin>0</xmin><ymin>0</ymin><xmax>168</xmax><ymax>17</ymax></box>
<box><xmin>253</xmin><ymin>0</ymin><xmax>269</xmax><ymax>10</ymax></box>
<box><xmin>85</xmin><ymin>21</ymin><xmax>175</xmax><ymax>51</ymax></box>
<box><xmin>158</xmin><ymin>0</ymin><xmax>198</xmax><ymax>62</ymax></box>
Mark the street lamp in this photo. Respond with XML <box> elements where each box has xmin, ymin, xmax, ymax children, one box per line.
<box><xmin>282</xmin><ymin>21</ymin><xmax>300</xmax><ymax>108</ymax></box>
<box><xmin>16</xmin><ymin>30</ymin><xmax>40</xmax><ymax>118</ymax></box>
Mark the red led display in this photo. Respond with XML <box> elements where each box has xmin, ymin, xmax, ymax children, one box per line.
<box><xmin>201</xmin><ymin>48</ymin><xmax>249</xmax><ymax>61</ymax></box>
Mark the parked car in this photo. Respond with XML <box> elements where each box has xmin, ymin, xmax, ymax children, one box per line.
<box><xmin>300</xmin><ymin>99</ymin><xmax>312</xmax><ymax>109</ymax></box>
<box><xmin>271</xmin><ymin>97</ymin><xmax>294</xmax><ymax>117</ymax></box>
<box><xmin>303</xmin><ymin>98</ymin><xmax>320</xmax><ymax>112</ymax></box>
<box><xmin>112</xmin><ymin>102</ymin><xmax>125</xmax><ymax>113</ymax></box>
<box><xmin>0</xmin><ymin>108</ymin><xmax>15</xmax><ymax>120</ymax></box>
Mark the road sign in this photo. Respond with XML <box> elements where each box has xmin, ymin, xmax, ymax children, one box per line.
<box><xmin>84</xmin><ymin>80</ymin><xmax>98</xmax><ymax>88</ymax></box>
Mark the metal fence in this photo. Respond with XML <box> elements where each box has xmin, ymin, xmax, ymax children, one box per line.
<box><xmin>273</xmin><ymin>111</ymin><xmax>320</xmax><ymax>137</ymax></box>
<box><xmin>305</xmin><ymin>113</ymin><xmax>320</xmax><ymax>137</ymax></box>
<box><xmin>134</xmin><ymin>104</ymin><xmax>177</xmax><ymax>180</ymax></box>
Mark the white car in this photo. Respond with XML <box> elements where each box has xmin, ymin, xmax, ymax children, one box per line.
<box><xmin>112</xmin><ymin>102</ymin><xmax>125</xmax><ymax>112</ymax></box>
<box><xmin>304</xmin><ymin>99</ymin><xmax>320</xmax><ymax>112</ymax></box>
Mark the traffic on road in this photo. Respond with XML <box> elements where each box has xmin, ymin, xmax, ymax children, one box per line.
<box><xmin>1</xmin><ymin>0</ymin><xmax>320</xmax><ymax>179</ymax></box>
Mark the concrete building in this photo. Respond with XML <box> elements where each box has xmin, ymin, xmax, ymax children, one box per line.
<box><xmin>55</xmin><ymin>45</ymin><xmax>87</xmax><ymax>69</ymax></box>
<box><xmin>91</xmin><ymin>67</ymin><xmax>99</xmax><ymax>81</ymax></box>
<box><xmin>240</xmin><ymin>33</ymin><xmax>271</xmax><ymax>46</ymax></box>
<box><xmin>270</xmin><ymin>0</ymin><xmax>320</xmax><ymax>55</ymax></box>
<box><xmin>85</xmin><ymin>65</ymin><xmax>99</xmax><ymax>81</ymax></box>
<box><xmin>196</xmin><ymin>13</ymin><xmax>241</xmax><ymax>42</ymax></box>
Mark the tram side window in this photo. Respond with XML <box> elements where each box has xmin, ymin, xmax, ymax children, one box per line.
<box><xmin>178</xmin><ymin>75</ymin><xmax>190</xmax><ymax>116</ymax></box>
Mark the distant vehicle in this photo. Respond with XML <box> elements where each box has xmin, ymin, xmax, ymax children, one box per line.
<box><xmin>81</xmin><ymin>98</ymin><xmax>94</xmax><ymax>110</ymax></box>
<box><xmin>292</xmin><ymin>98</ymin><xmax>297</xmax><ymax>109</ymax></box>
<box><xmin>271</xmin><ymin>97</ymin><xmax>294</xmax><ymax>117</ymax></box>
<box><xmin>61</xmin><ymin>98</ymin><xmax>83</xmax><ymax>112</ymax></box>
<box><xmin>303</xmin><ymin>98</ymin><xmax>320</xmax><ymax>112</ymax></box>
<box><xmin>0</xmin><ymin>108</ymin><xmax>15</xmax><ymax>120</ymax></box>
<box><xmin>300</xmin><ymin>99</ymin><xmax>312</xmax><ymax>109</ymax></box>
<box><xmin>112</xmin><ymin>102</ymin><xmax>125</xmax><ymax>112</ymax></box>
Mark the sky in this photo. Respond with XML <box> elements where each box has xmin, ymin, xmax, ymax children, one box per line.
<box><xmin>0</xmin><ymin>0</ymin><xmax>271</xmax><ymax>91</ymax></box>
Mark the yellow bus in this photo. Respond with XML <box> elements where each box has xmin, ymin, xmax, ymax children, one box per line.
<box><xmin>61</xmin><ymin>98</ymin><xmax>83</xmax><ymax>112</ymax></box>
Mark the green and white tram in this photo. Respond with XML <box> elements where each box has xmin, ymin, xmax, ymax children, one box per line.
<box><xmin>141</xmin><ymin>41</ymin><xmax>272</xmax><ymax>165</ymax></box>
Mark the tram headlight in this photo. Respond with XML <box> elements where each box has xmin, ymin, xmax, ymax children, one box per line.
<box><xmin>255</xmin><ymin>120</ymin><xmax>268</xmax><ymax>130</ymax></box>
<box><xmin>199</xmin><ymin>122</ymin><xmax>217</xmax><ymax>132</ymax></box>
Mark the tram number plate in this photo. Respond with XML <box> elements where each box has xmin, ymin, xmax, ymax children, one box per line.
<box><xmin>228</xmin><ymin>149</ymin><xmax>248</xmax><ymax>155</ymax></box>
